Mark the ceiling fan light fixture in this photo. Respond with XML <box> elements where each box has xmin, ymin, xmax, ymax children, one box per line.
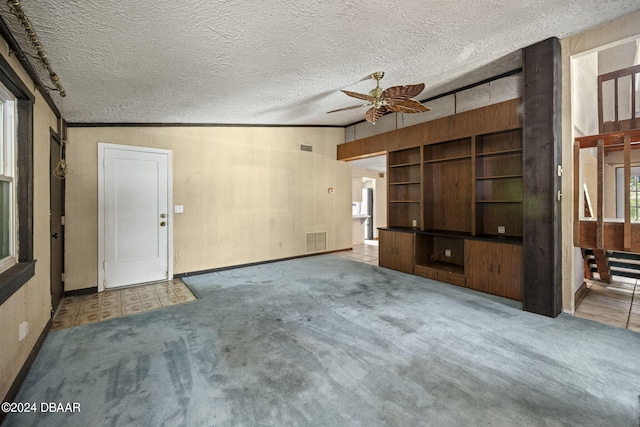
<box><xmin>327</xmin><ymin>71</ymin><xmax>429</xmax><ymax>124</ymax></box>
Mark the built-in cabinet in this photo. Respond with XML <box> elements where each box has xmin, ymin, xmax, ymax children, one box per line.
<box><xmin>379</xmin><ymin>229</ymin><xmax>414</xmax><ymax>274</ymax></box>
<box><xmin>465</xmin><ymin>240</ymin><xmax>523</xmax><ymax>300</ymax></box>
<box><xmin>380</xmin><ymin>99</ymin><xmax>524</xmax><ymax>301</ymax></box>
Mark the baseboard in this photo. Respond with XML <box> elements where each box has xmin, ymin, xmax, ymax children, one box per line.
<box><xmin>175</xmin><ymin>248</ymin><xmax>352</xmax><ymax>279</ymax></box>
<box><xmin>0</xmin><ymin>318</ymin><xmax>52</xmax><ymax>424</ymax></box>
<box><xmin>574</xmin><ymin>281</ymin><xmax>589</xmax><ymax>309</ymax></box>
<box><xmin>64</xmin><ymin>286</ymin><xmax>98</xmax><ymax>297</ymax></box>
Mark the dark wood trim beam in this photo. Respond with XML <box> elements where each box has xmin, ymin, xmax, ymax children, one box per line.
<box><xmin>67</xmin><ymin>122</ymin><xmax>344</xmax><ymax>129</ymax></box>
<box><xmin>522</xmin><ymin>37</ymin><xmax>562</xmax><ymax>318</ymax></box>
<box><xmin>16</xmin><ymin>99</ymin><xmax>33</xmax><ymax>262</ymax></box>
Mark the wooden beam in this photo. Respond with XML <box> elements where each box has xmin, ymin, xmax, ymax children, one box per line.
<box><xmin>624</xmin><ymin>134</ymin><xmax>631</xmax><ymax>251</ymax></box>
<box><xmin>598</xmin><ymin>74</ymin><xmax>604</xmax><ymax>134</ymax></box>
<box><xmin>597</xmin><ymin>139</ymin><xmax>604</xmax><ymax>250</ymax></box>
<box><xmin>592</xmin><ymin>249</ymin><xmax>611</xmax><ymax>284</ymax></box>
<box><xmin>522</xmin><ymin>37</ymin><xmax>562</xmax><ymax>318</ymax></box>
<box><xmin>575</xmin><ymin>128</ymin><xmax>640</xmax><ymax>148</ymax></box>
<box><xmin>581</xmin><ymin>249</ymin><xmax>592</xmax><ymax>280</ymax></box>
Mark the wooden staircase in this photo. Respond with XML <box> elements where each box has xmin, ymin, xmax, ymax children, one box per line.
<box><xmin>583</xmin><ymin>249</ymin><xmax>640</xmax><ymax>283</ymax></box>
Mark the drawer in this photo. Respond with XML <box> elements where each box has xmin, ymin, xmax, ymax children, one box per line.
<box><xmin>438</xmin><ymin>271</ymin><xmax>466</xmax><ymax>287</ymax></box>
<box><xmin>414</xmin><ymin>265</ymin><xmax>439</xmax><ymax>280</ymax></box>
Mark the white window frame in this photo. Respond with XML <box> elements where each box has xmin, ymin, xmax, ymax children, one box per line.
<box><xmin>0</xmin><ymin>81</ymin><xmax>17</xmax><ymax>273</ymax></box>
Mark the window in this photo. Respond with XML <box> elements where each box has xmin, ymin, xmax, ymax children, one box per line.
<box><xmin>0</xmin><ymin>82</ymin><xmax>16</xmax><ymax>273</ymax></box>
<box><xmin>615</xmin><ymin>166</ymin><xmax>640</xmax><ymax>223</ymax></box>
<box><xmin>0</xmin><ymin>53</ymin><xmax>35</xmax><ymax>306</ymax></box>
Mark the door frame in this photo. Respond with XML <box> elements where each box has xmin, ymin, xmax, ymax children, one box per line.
<box><xmin>50</xmin><ymin>128</ymin><xmax>65</xmax><ymax>312</ymax></box>
<box><xmin>97</xmin><ymin>143</ymin><xmax>173</xmax><ymax>292</ymax></box>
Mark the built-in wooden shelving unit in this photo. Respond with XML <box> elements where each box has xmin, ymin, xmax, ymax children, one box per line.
<box><xmin>379</xmin><ymin>99</ymin><xmax>524</xmax><ymax>301</ymax></box>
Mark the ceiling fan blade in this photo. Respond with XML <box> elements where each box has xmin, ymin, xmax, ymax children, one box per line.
<box><xmin>326</xmin><ymin>104</ymin><xmax>368</xmax><ymax>114</ymax></box>
<box><xmin>382</xmin><ymin>83</ymin><xmax>425</xmax><ymax>101</ymax></box>
<box><xmin>365</xmin><ymin>106</ymin><xmax>387</xmax><ymax>123</ymax></box>
<box><xmin>387</xmin><ymin>99</ymin><xmax>430</xmax><ymax>113</ymax></box>
<box><xmin>342</xmin><ymin>90</ymin><xmax>376</xmax><ymax>102</ymax></box>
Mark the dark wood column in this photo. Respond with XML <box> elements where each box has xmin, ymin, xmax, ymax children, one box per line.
<box><xmin>522</xmin><ymin>37</ymin><xmax>562</xmax><ymax>317</ymax></box>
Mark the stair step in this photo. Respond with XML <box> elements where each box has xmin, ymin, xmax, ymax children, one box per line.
<box><xmin>609</xmin><ymin>260</ymin><xmax>640</xmax><ymax>269</ymax></box>
<box><xmin>610</xmin><ymin>269</ymin><xmax>640</xmax><ymax>280</ymax></box>
<box><xmin>608</xmin><ymin>251</ymin><xmax>640</xmax><ymax>261</ymax></box>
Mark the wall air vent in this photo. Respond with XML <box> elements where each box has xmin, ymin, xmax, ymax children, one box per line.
<box><xmin>306</xmin><ymin>231</ymin><xmax>327</xmax><ymax>253</ymax></box>
<box><xmin>300</xmin><ymin>144</ymin><xmax>313</xmax><ymax>153</ymax></box>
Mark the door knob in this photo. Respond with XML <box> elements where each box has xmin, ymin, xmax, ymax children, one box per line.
<box><xmin>160</xmin><ymin>221</ymin><xmax>166</xmax><ymax>226</ymax></box>
<box><xmin>160</xmin><ymin>213</ymin><xmax>166</xmax><ymax>218</ymax></box>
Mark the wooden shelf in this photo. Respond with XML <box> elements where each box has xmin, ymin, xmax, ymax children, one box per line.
<box><xmin>476</xmin><ymin>148</ymin><xmax>523</xmax><ymax>157</ymax></box>
<box><xmin>423</xmin><ymin>154</ymin><xmax>472</xmax><ymax>163</ymax></box>
<box><xmin>476</xmin><ymin>174</ymin><xmax>523</xmax><ymax>180</ymax></box>
<box><xmin>382</xmin><ymin>101</ymin><xmax>524</xmax><ymax>300</ymax></box>
<box><xmin>476</xmin><ymin>199</ymin><xmax>523</xmax><ymax>203</ymax></box>
<box><xmin>389</xmin><ymin>161</ymin><xmax>420</xmax><ymax>168</ymax></box>
<box><xmin>389</xmin><ymin>181</ymin><xmax>420</xmax><ymax>185</ymax></box>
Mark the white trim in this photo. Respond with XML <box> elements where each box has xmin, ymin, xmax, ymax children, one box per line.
<box><xmin>97</xmin><ymin>143</ymin><xmax>173</xmax><ymax>292</ymax></box>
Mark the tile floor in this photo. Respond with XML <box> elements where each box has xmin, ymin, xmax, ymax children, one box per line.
<box><xmin>575</xmin><ymin>279</ymin><xmax>640</xmax><ymax>332</ymax></box>
<box><xmin>335</xmin><ymin>240</ymin><xmax>379</xmax><ymax>266</ymax></box>
<box><xmin>52</xmin><ymin>279</ymin><xmax>196</xmax><ymax>330</ymax></box>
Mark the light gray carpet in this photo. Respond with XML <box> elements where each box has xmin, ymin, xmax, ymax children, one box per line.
<box><xmin>3</xmin><ymin>255</ymin><xmax>640</xmax><ymax>426</ymax></box>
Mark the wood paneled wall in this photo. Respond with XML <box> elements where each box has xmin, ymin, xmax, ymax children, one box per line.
<box><xmin>337</xmin><ymin>99</ymin><xmax>522</xmax><ymax>161</ymax></box>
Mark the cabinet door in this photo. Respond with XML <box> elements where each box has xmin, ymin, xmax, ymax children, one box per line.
<box><xmin>465</xmin><ymin>240</ymin><xmax>523</xmax><ymax>300</ymax></box>
<box><xmin>465</xmin><ymin>240</ymin><xmax>499</xmax><ymax>293</ymax></box>
<box><xmin>496</xmin><ymin>243</ymin><xmax>523</xmax><ymax>300</ymax></box>
<box><xmin>394</xmin><ymin>231</ymin><xmax>415</xmax><ymax>274</ymax></box>
<box><xmin>379</xmin><ymin>229</ymin><xmax>396</xmax><ymax>270</ymax></box>
<box><xmin>378</xmin><ymin>230</ymin><xmax>414</xmax><ymax>274</ymax></box>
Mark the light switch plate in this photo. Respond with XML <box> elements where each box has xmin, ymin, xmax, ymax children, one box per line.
<box><xmin>498</xmin><ymin>226</ymin><xmax>506</xmax><ymax>234</ymax></box>
<box><xmin>174</xmin><ymin>205</ymin><xmax>184</xmax><ymax>213</ymax></box>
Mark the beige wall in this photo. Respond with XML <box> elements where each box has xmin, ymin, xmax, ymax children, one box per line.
<box><xmin>65</xmin><ymin>126</ymin><xmax>351</xmax><ymax>291</ymax></box>
<box><xmin>0</xmin><ymin>42</ymin><xmax>59</xmax><ymax>398</ymax></box>
<box><xmin>561</xmin><ymin>11</ymin><xmax>640</xmax><ymax>312</ymax></box>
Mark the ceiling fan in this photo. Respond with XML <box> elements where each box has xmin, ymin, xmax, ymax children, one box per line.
<box><xmin>327</xmin><ymin>71</ymin><xmax>430</xmax><ymax>124</ymax></box>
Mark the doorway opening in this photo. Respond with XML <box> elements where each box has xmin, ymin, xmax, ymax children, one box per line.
<box><xmin>572</xmin><ymin>35</ymin><xmax>640</xmax><ymax>332</ymax></box>
<box><xmin>348</xmin><ymin>155</ymin><xmax>386</xmax><ymax>260</ymax></box>
<box><xmin>50</xmin><ymin>129</ymin><xmax>64</xmax><ymax>312</ymax></box>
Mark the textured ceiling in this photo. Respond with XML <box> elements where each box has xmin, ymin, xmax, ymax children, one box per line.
<box><xmin>1</xmin><ymin>1</ymin><xmax>639</xmax><ymax>126</ymax></box>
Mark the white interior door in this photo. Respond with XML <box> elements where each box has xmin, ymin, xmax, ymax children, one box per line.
<box><xmin>99</xmin><ymin>144</ymin><xmax>171</xmax><ymax>289</ymax></box>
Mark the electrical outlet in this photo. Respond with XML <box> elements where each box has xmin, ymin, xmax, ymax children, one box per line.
<box><xmin>498</xmin><ymin>226</ymin><xmax>506</xmax><ymax>234</ymax></box>
<box><xmin>412</xmin><ymin>219</ymin><xmax>417</xmax><ymax>227</ymax></box>
<box><xmin>445</xmin><ymin>249</ymin><xmax>452</xmax><ymax>257</ymax></box>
